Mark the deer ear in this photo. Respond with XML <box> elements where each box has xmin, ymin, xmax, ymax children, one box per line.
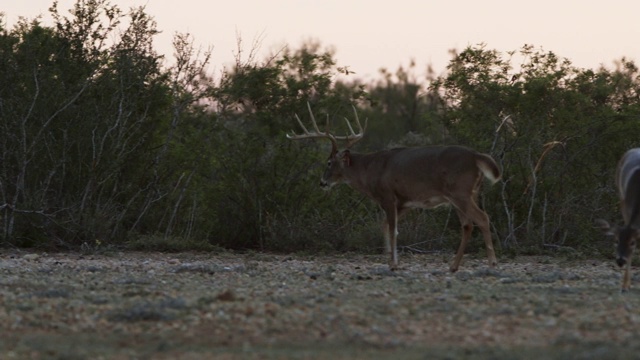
<box><xmin>341</xmin><ymin>150</ymin><xmax>351</xmax><ymax>167</ymax></box>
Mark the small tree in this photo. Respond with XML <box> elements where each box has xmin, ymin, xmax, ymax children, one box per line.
<box><xmin>0</xmin><ymin>1</ymin><xmax>172</xmax><ymax>247</ymax></box>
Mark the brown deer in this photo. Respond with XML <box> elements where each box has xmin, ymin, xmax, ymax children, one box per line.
<box><xmin>597</xmin><ymin>148</ymin><xmax>640</xmax><ymax>292</ymax></box>
<box><xmin>287</xmin><ymin>103</ymin><xmax>501</xmax><ymax>272</ymax></box>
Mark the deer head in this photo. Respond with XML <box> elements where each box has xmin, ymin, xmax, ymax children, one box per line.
<box><xmin>287</xmin><ymin>102</ymin><xmax>367</xmax><ymax>189</ymax></box>
<box><xmin>596</xmin><ymin>219</ymin><xmax>640</xmax><ymax>267</ymax></box>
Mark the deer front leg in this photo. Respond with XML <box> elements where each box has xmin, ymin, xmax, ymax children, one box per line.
<box><xmin>382</xmin><ymin>208</ymin><xmax>398</xmax><ymax>270</ymax></box>
<box><xmin>382</xmin><ymin>218</ymin><xmax>392</xmax><ymax>255</ymax></box>
<box><xmin>622</xmin><ymin>261</ymin><xmax>632</xmax><ymax>293</ymax></box>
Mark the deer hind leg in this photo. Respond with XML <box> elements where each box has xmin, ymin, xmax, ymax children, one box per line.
<box><xmin>449</xmin><ymin>198</ymin><xmax>497</xmax><ymax>272</ymax></box>
<box><xmin>467</xmin><ymin>201</ymin><xmax>497</xmax><ymax>269</ymax></box>
<box><xmin>450</xmin><ymin>209</ymin><xmax>473</xmax><ymax>273</ymax></box>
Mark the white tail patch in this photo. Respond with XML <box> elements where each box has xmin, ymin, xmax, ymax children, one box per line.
<box><xmin>477</xmin><ymin>160</ymin><xmax>499</xmax><ymax>184</ymax></box>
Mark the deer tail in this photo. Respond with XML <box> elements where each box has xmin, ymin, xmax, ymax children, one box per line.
<box><xmin>476</xmin><ymin>153</ymin><xmax>502</xmax><ymax>184</ymax></box>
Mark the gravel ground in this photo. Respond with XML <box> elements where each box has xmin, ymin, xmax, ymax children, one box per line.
<box><xmin>1</xmin><ymin>250</ymin><xmax>640</xmax><ymax>359</ymax></box>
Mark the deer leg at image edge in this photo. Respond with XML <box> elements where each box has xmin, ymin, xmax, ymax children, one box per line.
<box><xmin>623</xmin><ymin>260</ymin><xmax>632</xmax><ymax>292</ymax></box>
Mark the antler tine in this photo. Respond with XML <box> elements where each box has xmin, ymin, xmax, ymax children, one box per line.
<box><xmin>333</xmin><ymin>105</ymin><xmax>367</xmax><ymax>148</ymax></box>
<box><xmin>306</xmin><ymin>101</ymin><xmax>323</xmax><ymax>134</ymax></box>
<box><xmin>346</xmin><ymin>105</ymin><xmax>367</xmax><ymax>134</ymax></box>
<box><xmin>290</xmin><ymin>113</ymin><xmax>310</xmax><ymax>135</ymax></box>
<box><xmin>344</xmin><ymin>117</ymin><xmax>356</xmax><ymax>135</ymax></box>
<box><xmin>324</xmin><ymin>114</ymin><xmax>331</xmax><ymax>136</ymax></box>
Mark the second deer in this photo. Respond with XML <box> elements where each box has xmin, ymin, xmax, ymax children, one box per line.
<box><xmin>287</xmin><ymin>103</ymin><xmax>501</xmax><ymax>272</ymax></box>
<box><xmin>597</xmin><ymin>148</ymin><xmax>640</xmax><ymax>292</ymax></box>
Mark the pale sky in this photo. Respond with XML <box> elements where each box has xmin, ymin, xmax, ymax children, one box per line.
<box><xmin>4</xmin><ymin>1</ymin><xmax>640</xmax><ymax>81</ymax></box>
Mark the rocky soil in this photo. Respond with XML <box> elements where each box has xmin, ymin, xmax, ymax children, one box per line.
<box><xmin>1</xmin><ymin>250</ymin><xmax>640</xmax><ymax>359</ymax></box>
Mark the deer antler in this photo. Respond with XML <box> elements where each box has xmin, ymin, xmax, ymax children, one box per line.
<box><xmin>287</xmin><ymin>102</ymin><xmax>339</xmax><ymax>152</ymax></box>
<box><xmin>286</xmin><ymin>103</ymin><xmax>367</xmax><ymax>150</ymax></box>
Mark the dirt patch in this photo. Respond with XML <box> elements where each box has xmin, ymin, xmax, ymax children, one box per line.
<box><xmin>1</xmin><ymin>250</ymin><xmax>640</xmax><ymax>359</ymax></box>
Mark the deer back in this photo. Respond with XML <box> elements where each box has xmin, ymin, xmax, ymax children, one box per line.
<box><xmin>344</xmin><ymin>145</ymin><xmax>497</xmax><ymax>206</ymax></box>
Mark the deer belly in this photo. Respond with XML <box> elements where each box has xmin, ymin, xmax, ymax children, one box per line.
<box><xmin>403</xmin><ymin>196</ymin><xmax>449</xmax><ymax>209</ymax></box>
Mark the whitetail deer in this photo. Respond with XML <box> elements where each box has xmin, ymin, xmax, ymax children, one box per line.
<box><xmin>287</xmin><ymin>103</ymin><xmax>501</xmax><ymax>272</ymax></box>
<box><xmin>597</xmin><ymin>148</ymin><xmax>640</xmax><ymax>292</ymax></box>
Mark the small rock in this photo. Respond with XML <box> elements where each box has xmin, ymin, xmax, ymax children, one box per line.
<box><xmin>23</xmin><ymin>254</ymin><xmax>40</xmax><ymax>261</ymax></box>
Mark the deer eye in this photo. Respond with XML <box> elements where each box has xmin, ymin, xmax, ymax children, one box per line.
<box><xmin>327</xmin><ymin>160</ymin><xmax>332</xmax><ymax>167</ymax></box>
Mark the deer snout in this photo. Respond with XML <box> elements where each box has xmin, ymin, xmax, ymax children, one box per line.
<box><xmin>617</xmin><ymin>257</ymin><xmax>627</xmax><ymax>267</ymax></box>
<box><xmin>320</xmin><ymin>178</ymin><xmax>336</xmax><ymax>190</ymax></box>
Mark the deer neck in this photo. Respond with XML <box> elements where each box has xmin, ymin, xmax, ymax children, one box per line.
<box><xmin>623</xmin><ymin>169</ymin><xmax>640</xmax><ymax>226</ymax></box>
<box><xmin>341</xmin><ymin>152</ymin><xmax>379</xmax><ymax>196</ymax></box>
